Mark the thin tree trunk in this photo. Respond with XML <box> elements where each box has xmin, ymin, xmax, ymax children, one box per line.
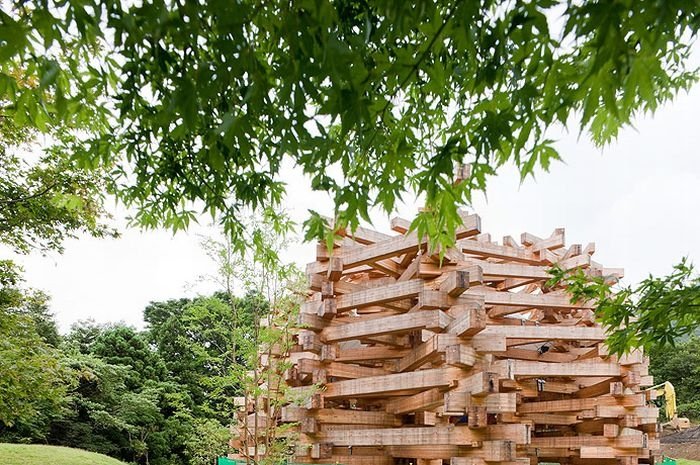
<box><xmin>243</xmin><ymin>389</ymin><xmax>250</xmax><ymax>465</ymax></box>
<box><xmin>253</xmin><ymin>300</ymin><xmax>261</xmax><ymax>464</ymax></box>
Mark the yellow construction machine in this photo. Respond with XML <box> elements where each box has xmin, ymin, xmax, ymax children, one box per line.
<box><xmin>646</xmin><ymin>381</ymin><xmax>691</xmax><ymax>431</ymax></box>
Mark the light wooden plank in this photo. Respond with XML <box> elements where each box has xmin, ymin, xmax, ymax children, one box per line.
<box><xmin>323</xmin><ymin>367</ymin><xmax>464</xmax><ymax>399</ymax></box>
<box><xmin>396</xmin><ymin>335</ymin><xmax>442</xmax><ymax>372</ymax></box>
<box><xmin>342</xmin><ymin>215</ymin><xmax>481</xmax><ymax>269</ymax></box>
<box><xmin>481</xmin><ymin>325</ymin><xmax>605</xmax><ymax>341</ymax></box>
<box><xmin>458</xmin><ymin>239</ymin><xmax>541</xmax><ymax>264</ymax></box>
<box><xmin>322</xmin><ymin>310</ymin><xmax>451</xmax><ymax>343</ymax></box>
<box><xmin>335</xmin><ymin>279</ymin><xmax>425</xmax><ymax>311</ymax></box>
<box><xmin>281</xmin><ymin>407</ymin><xmax>401</xmax><ymax>426</ymax></box>
<box><xmin>518</xmin><ymin>394</ymin><xmax>646</xmax><ymax>413</ymax></box>
<box><xmin>385</xmin><ymin>387</ymin><xmax>444</xmax><ymax>414</ymax></box>
<box><xmin>496</xmin><ymin>360</ymin><xmax>621</xmax><ymax>378</ymax></box>
<box><xmin>468</xmin><ymin>289</ymin><xmax>593</xmax><ymax>309</ymax></box>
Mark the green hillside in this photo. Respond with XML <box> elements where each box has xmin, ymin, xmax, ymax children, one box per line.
<box><xmin>0</xmin><ymin>444</ymin><xmax>129</xmax><ymax>465</ymax></box>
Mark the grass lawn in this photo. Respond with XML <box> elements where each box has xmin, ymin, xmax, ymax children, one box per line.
<box><xmin>0</xmin><ymin>443</ymin><xmax>128</xmax><ymax>465</ymax></box>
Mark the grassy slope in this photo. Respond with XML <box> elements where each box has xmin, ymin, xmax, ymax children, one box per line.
<box><xmin>0</xmin><ymin>443</ymin><xmax>128</xmax><ymax>465</ymax></box>
<box><xmin>2</xmin><ymin>443</ymin><xmax>698</xmax><ymax>465</ymax></box>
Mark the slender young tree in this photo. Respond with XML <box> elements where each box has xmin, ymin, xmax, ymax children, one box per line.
<box><xmin>200</xmin><ymin>212</ymin><xmax>304</xmax><ymax>464</ymax></box>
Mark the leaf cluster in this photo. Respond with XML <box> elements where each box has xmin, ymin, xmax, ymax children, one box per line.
<box><xmin>549</xmin><ymin>258</ymin><xmax>700</xmax><ymax>355</ymax></box>
<box><xmin>0</xmin><ymin>153</ymin><xmax>117</xmax><ymax>254</ymax></box>
<box><xmin>2</xmin><ymin>0</ymin><xmax>697</xmax><ymax>251</ymax></box>
<box><xmin>0</xmin><ymin>260</ymin><xmax>67</xmax><ymax>430</ymax></box>
<box><xmin>648</xmin><ymin>337</ymin><xmax>700</xmax><ymax>420</ymax></box>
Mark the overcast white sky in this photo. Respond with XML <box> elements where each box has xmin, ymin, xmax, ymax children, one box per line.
<box><xmin>8</xmin><ymin>86</ymin><xmax>700</xmax><ymax>333</ymax></box>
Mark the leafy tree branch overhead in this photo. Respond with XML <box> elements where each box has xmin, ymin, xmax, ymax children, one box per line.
<box><xmin>2</xmin><ymin>0</ymin><xmax>698</xmax><ymax>251</ymax></box>
<box><xmin>0</xmin><ymin>154</ymin><xmax>117</xmax><ymax>254</ymax></box>
<box><xmin>548</xmin><ymin>259</ymin><xmax>700</xmax><ymax>355</ymax></box>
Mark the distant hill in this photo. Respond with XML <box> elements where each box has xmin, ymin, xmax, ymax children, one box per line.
<box><xmin>0</xmin><ymin>443</ymin><xmax>128</xmax><ymax>465</ymax></box>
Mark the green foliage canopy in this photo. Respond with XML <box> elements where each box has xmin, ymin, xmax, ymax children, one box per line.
<box><xmin>90</xmin><ymin>325</ymin><xmax>168</xmax><ymax>390</ymax></box>
<box><xmin>0</xmin><ymin>63</ymin><xmax>116</xmax><ymax>254</ymax></box>
<box><xmin>184</xmin><ymin>419</ymin><xmax>231</xmax><ymax>465</ymax></box>
<box><xmin>3</xmin><ymin>1</ymin><xmax>698</xmax><ymax>251</ymax></box>
<box><xmin>0</xmin><ymin>285</ymin><xmax>246</xmax><ymax>465</ymax></box>
<box><xmin>0</xmin><ymin>260</ymin><xmax>66</xmax><ymax>430</ymax></box>
<box><xmin>144</xmin><ymin>292</ymin><xmax>267</xmax><ymax>421</ymax></box>
<box><xmin>56</xmin><ymin>325</ymin><xmax>197</xmax><ymax>465</ymax></box>
<box><xmin>0</xmin><ymin>154</ymin><xmax>116</xmax><ymax>254</ymax></box>
<box><xmin>648</xmin><ymin>337</ymin><xmax>700</xmax><ymax>420</ymax></box>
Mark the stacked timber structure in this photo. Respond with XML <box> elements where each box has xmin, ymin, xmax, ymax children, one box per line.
<box><xmin>239</xmin><ymin>212</ymin><xmax>661</xmax><ymax>465</ymax></box>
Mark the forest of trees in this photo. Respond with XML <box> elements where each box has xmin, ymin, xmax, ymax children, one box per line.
<box><xmin>0</xmin><ymin>267</ymin><xmax>267</xmax><ymax>465</ymax></box>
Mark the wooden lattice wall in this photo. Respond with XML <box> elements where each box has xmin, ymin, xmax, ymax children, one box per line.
<box><xmin>235</xmin><ymin>211</ymin><xmax>660</xmax><ymax>465</ymax></box>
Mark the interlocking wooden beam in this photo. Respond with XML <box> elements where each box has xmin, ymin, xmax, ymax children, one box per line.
<box><xmin>323</xmin><ymin>367</ymin><xmax>464</xmax><ymax>399</ymax></box>
<box><xmin>235</xmin><ymin>213</ymin><xmax>657</xmax><ymax>465</ymax></box>
<box><xmin>322</xmin><ymin>310</ymin><xmax>451</xmax><ymax>342</ymax></box>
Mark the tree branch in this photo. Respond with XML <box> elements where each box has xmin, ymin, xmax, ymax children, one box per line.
<box><xmin>0</xmin><ymin>181</ymin><xmax>60</xmax><ymax>206</ymax></box>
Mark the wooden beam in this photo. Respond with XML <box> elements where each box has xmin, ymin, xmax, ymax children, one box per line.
<box><xmin>323</xmin><ymin>367</ymin><xmax>464</xmax><ymax>399</ymax></box>
<box><xmin>501</xmin><ymin>378</ymin><xmax>579</xmax><ymax>396</ymax></box>
<box><xmin>575</xmin><ymin>379</ymin><xmax>618</xmax><ymax>399</ymax></box>
<box><xmin>518</xmin><ymin>394</ymin><xmax>646</xmax><ymax>413</ymax></box>
<box><xmin>322</xmin><ymin>311</ymin><xmax>451</xmax><ymax>343</ymax></box>
<box><xmin>327</xmin><ymin>256</ymin><xmax>343</xmax><ymax>281</ymax></box>
<box><xmin>446</xmin><ymin>344</ymin><xmax>478</xmax><ymax>368</ymax></box>
<box><xmin>463</xmin><ymin>261</ymin><xmax>551</xmax><ymax>280</ymax></box>
<box><xmin>496</xmin><ymin>360</ymin><xmax>621</xmax><ymax>378</ymax></box>
<box><xmin>514</xmin><ymin>412</ymin><xmax>581</xmax><ymax>425</ymax></box>
<box><xmin>528</xmin><ymin>229</ymin><xmax>565</xmax><ymax>252</ymax></box>
<box><xmin>445</xmin><ymin>392</ymin><xmax>518</xmax><ymax>414</ymax></box>
<box><xmin>342</xmin><ymin>215</ymin><xmax>481</xmax><ymax>269</ymax></box>
<box><xmin>340</xmin><ymin>225</ymin><xmax>394</xmax><ymax>245</ymax></box>
<box><xmin>391</xmin><ymin>445</ymin><xmax>464</xmax><ymax>460</ymax></box>
<box><xmin>458</xmin><ymin>239</ymin><xmax>541</xmax><ymax>264</ymax></box>
<box><xmin>335</xmin><ymin>279</ymin><xmax>424</xmax><ymax>311</ymax></box>
<box><xmin>531</xmin><ymin>434</ymin><xmax>646</xmax><ymax>449</ymax></box>
<box><xmin>396</xmin><ymin>336</ymin><xmax>442</xmax><ymax>372</ymax></box>
<box><xmin>298</xmin><ymin>311</ymin><xmax>330</xmax><ymax>332</ymax></box>
<box><xmin>445</xmin><ymin>304</ymin><xmax>486</xmax><ymax>336</ymax></box>
<box><xmin>481</xmin><ymin>325</ymin><xmax>605</xmax><ymax>341</ymax></box>
<box><xmin>281</xmin><ymin>407</ymin><xmax>401</xmax><ymax>426</ymax></box>
<box><xmin>315</xmin><ymin>424</ymin><xmax>529</xmax><ymax>446</ymax></box>
<box><xmin>385</xmin><ymin>387</ymin><xmax>444</xmax><ymax>414</ymax></box>
<box><xmin>297</xmin><ymin>359</ymin><xmax>390</xmax><ymax>379</ymax></box>
<box><xmin>369</xmin><ymin>258</ymin><xmax>404</xmax><ymax>277</ymax></box>
<box><xmin>468</xmin><ymin>289</ymin><xmax>593</xmax><ymax>309</ymax></box>
<box><xmin>454</xmin><ymin>371</ymin><xmax>500</xmax><ymax>397</ymax></box>
<box><xmin>333</xmin><ymin>345</ymin><xmax>410</xmax><ymax>362</ymax></box>
<box><xmin>316</xmin><ymin>426</ymin><xmax>480</xmax><ymax>446</ymax></box>
<box><xmin>439</xmin><ymin>270</ymin><xmax>471</xmax><ymax>297</ymax></box>
<box><xmin>390</xmin><ymin>217</ymin><xmax>412</xmax><ymax>234</ymax></box>
<box><xmin>492</xmin><ymin>348</ymin><xmax>579</xmax><ymax>363</ymax></box>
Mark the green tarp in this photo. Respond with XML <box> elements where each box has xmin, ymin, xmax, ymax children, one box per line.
<box><xmin>217</xmin><ymin>458</ymin><xmax>239</xmax><ymax>465</ymax></box>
